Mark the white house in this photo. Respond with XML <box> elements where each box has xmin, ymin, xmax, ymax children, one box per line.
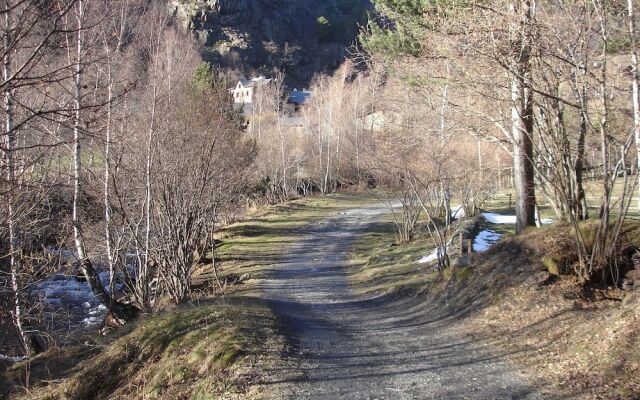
<box><xmin>230</xmin><ymin>76</ymin><xmax>272</xmax><ymax>107</ymax></box>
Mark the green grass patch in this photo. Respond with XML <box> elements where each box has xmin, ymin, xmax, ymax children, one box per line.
<box><xmin>347</xmin><ymin>212</ymin><xmax>441</xmax><ymax>295</ymax></box>
<box><xmin>455</xmin><ymin>266</ymin><xmax>473</xmax><ymax>282</ymax></box>
<box><xmin>196</xmin><ymin>193</ymin><xmax>380</xmax><ymax>294</ymax></box>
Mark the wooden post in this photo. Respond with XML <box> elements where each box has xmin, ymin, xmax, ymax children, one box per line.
<box><xmin>509</xmin><ymin>166</ymin><xmax>514</xmax><ymax>188</ymax></box>
<box><xmin>508</xmin><ymin>193</ymin><xmax>513</xmax><ymax>209</ymax></box>
<box><xmin>467</xmin><ymin>239</ymin><xmax>473</xmax><ymax>254</ymax></box>
<box><xmin>459</xmin><ymin>233</ymin><xmax>464</xmax><ymax>257</ymax></box>
<box><xmin>498</xmin><ymin>158</ymin><xmax>502</xmax><ymax>190</ymax></box>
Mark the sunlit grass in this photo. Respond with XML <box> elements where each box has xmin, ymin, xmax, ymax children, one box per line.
<box><xmin>3</xmin><ymin>300</ymin><xmax>279</xmax><ymax>399</ymax></box>
<box><xmin>195</xmin><ymin>193</ymin><xmax>381</xmax><ymax>294</ymax></box>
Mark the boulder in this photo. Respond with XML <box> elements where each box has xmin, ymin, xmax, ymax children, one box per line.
<box><xmin>525</xmin><ymin>271</ymin><xmax>553</xmax><ymax>287</ymax></box>
<box><xmin>452</xmin><ymin>255</ymin><xmax>471</xmax><ymax>269</ymax></box>
<box><xmin>625</xmin><ymin>269</ymin><xmax>640</xmax><ymax>281</ymax></box>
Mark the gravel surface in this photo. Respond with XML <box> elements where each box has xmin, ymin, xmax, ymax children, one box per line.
<box><xmin>259</xmin><ymin>204</ymin><xmax>543</xmax><ymax>400</ymax></box>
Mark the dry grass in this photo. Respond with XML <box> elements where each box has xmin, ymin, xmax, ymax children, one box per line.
<box><xmin>1</xmin><ymin>194</ymin><xmax>379</xmax><ymax>400</ymax></box>
<box><xmin>471</xmin><ymin>279</ymin><xmax>640</xmax><ymax>399</ymax></box>
<box><xmin>436</xmin><ymin>223</ymin><xmax>640</xmax><ymax>399</ymax></box>
<box><xmin>1</xmin><ymin>299</ymin><xmax>284</xmax><ymax>400</ymax></box>
<box><xmin>346</xmin><ymin>199</ymin><xmax>640</xmax><ymax>398</ymax></box>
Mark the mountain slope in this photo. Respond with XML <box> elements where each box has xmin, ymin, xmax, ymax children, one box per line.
<box><xmin>169</xmin><ymin>0</ymin><xmax>370</xmax><ymax>84</ymax></box>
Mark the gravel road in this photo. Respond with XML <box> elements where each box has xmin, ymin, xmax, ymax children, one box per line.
<box><xmin>260</xmin><ymin>204</ymin><xmax>542</xmax><ymax>400</ymax></box>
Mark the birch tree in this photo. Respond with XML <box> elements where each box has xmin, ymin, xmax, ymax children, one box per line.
<box><xmin>629</xmin><ymin>0</ymin><xmax>640</xmax><ymax>210</ymax></box>
<box><xmin>1</xmin><ymin>0</ymin><xmax>80</xmax><ymax>357</ymax></box>
<box><xmin>2</xmin><ymin>1</ymin><xmax>28</xmax><ymax>355</ymax></box>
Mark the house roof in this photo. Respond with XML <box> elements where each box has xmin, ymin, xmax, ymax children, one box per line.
<box><xmin>237</xmin><ymin>76</ymin><xmax>272</xmax><ymax>89</ymax></box>
<box><xmin>288</xmin><ymin>89</ymin><xmax>313</xmax><ymax>105</ymax></box>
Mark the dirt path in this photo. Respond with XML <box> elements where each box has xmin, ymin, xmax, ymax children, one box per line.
<box><xmin>259</xmin><ymin>204</ymin><xmax>542</xmax><ymax>400</ymax></box>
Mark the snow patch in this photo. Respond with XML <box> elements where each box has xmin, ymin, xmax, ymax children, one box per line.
<box><xmin>418</xmin><ymin>249</ymin><xmax>439</xmax><ymax>264</ymax></box>
<box><xmin>418</xmin><ymin>238</ymin><xmax>455</xmax><ymax>264</ymax></box>
<box><xmin>418</xmin><ymin>211</ymin><xmax>555</xmax><ymax>262</ymax></box>
<box><xmin>452</xmin><ymin>205</ymin><xmax>465</xmax><ymax>219</ymax></box>
<box><xmin>481</xmin><ymin>212</ymin><xmax>517</xmax><ymax>224</ymax></box>
<box><xmin>473</xmin><ymin>230</ymin><xmax>503</xmax><ymax>252</ymax></box>
<box><xmin>482</xmin><ymin>212</ymin><xmax>554</xmax><ymax>225</ymax></box>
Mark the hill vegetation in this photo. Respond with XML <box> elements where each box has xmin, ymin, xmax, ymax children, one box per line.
<box><xmin>171</xmin><ymin>0</ymin><xmax>370</xmax><ymax>85</ymax></box>
<box><xmin>1</xmin><ymin>0</ymin><xmax>640</xmax><ymax>398</ymax></box>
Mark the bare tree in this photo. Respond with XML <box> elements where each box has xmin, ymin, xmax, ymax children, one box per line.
<box><xmin>152</xmin><ymin>73</ymin><xmax>255</xmax><ymax>303</ymax></box>
<box><xmin>1</xmin><ymin>0</ymin><xmax>81</xmax><ymax>357</ymax></box>
<box><xmin>628</xmin><ymin>0</ymin><xmax>640</xmax><ymax>210</ymax></box>
<box><xmin>509</xmin><ymin>0</ymin><xmax>537</xmax><ymax>233</ymax></box>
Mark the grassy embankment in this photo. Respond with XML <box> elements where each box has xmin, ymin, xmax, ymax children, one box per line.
<box><xmin>345</xmin><ymin>188</ymin><xmax>640</xmax><ymax>399</ymax></box>
<box><xmin>1</xmin><ymin>193</ymin><xmax>377</xmax><ymax>400</ymax></box>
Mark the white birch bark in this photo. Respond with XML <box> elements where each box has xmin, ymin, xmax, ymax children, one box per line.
<box><xmin>3</xmin><ymin>2</ymin><xmax>30</xmax><ymax>356</ymax></box>
<box><xmin>628</xmin><ymin>0</ymin><xmax>640</xmax><ymax>210</ymax></box>
<box><xmin>71</xmin><ymin>0</ymin><xmax>110</xmax><ymax>306</ymax></box>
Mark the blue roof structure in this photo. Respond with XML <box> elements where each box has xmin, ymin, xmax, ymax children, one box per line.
<box><xmin>288</xmin><ymin>89</ymin><xmax>313</xmax><ymax>105</ymax></box>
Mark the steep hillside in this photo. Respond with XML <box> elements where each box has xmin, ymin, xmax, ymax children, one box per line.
<box><xmin>169</xmin><ymin>0</ymin><xmax>370</xmax><ymax>85</ymax></box>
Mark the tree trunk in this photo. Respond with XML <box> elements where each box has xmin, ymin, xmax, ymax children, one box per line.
<box><xmin>3</xmin><ymin>4</ymin><xmax>30</xmax><ymax>356</ymax></box>
<box><xmin>104</xmin><ymin>57</ymin><xmax>115</xmax><ymax>297</ymax></box>
<box><xmin>575</xmin><ymin>103</ymin><xmax>589</xmax><ymax>220</ymax></box>
<box><xmin>511</xmin><ymin>0</ymin><xmax>537</xmax><ymax>234</ymax></box>
<box><xmin>71</xmin><ymin>1</ymin><xmax>119</xmax><ymax>311</ymax></box>
<box><xmin>629</xmin><ymin>0</ymin><xmax>640</xmax><ymax>211</ymax></box>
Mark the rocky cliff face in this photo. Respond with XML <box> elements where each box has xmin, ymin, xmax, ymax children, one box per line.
<box><xmin>169</xmin><ymin>0</ymin><xmax>369</xmax><ymax>85</ymax></box>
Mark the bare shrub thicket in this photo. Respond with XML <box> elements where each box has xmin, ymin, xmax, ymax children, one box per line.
<box><xmin>364</xmin><ymin>0</ymin><xmax>640</xmax><ymax>283</ymax></box>
<box><xmin>1</xmin><ymin>0</ymin><xmax>255</xmax><ymax>358</ymax></box>
<box><xmin>247</xmin><ymin>62</ymin><xmax>382</xmax><ymax>201</ymax></box>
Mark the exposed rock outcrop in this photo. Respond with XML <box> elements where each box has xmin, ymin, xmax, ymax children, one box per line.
<box><xmin>168</xmin><ymin>0</ymin><xmax>370</xmax><ymax>85</ymax></box>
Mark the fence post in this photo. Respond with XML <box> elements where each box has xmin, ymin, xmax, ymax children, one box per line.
<box><xmin>467</xmin><ymin>239</ymin><xmax>473</xmax><ymax>254</ymax></box>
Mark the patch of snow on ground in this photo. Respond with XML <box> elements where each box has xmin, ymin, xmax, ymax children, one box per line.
<box><xmin>418</xmin><ymin>211</ymin><xmax>555</xmax><ymax>262</ymax></box>
<box><xmin>418</xmin><ymin>238</ymin><xmax>456</xmax><ymax>264</ymax></box>
<box><xmin>452</xmin><ymin>205</ymin><xmax>465</xmax><ymax>219</ymax></box>
<box><xmin>418</xmin><ymin>249</ymin><xmax>439</xmax><ymax>264</ymax></box>
<box><xmin>473</xmin><ymin>230</ymin><xmax>503</xmax><ymax>252</ymax></box>
<box><xmin>482</xmin><ymin>212</ymin><xmax>554</xmax><ymax>225</ymax></box>
<box><xmin>482</xmin><ymin>212</ymin><xmax>517</xmax><ymax>224</ymax></box>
